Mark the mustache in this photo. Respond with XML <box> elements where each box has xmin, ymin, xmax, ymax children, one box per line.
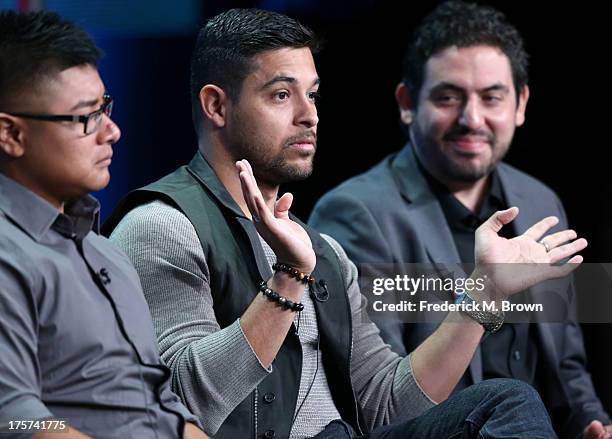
<box><xmin>443</xmin><ymin>126</ymin><xmax>494</xmax><ymax>143</ymax></box>
<box><xmin>284</xmin><ymin>131</ymin><xmax>317</xmax><ymax>147</ymax></box>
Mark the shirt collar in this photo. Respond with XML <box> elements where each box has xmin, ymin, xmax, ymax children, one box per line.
<box><xmin>416</xmin><ymin>160</ymin><xmax>506</xmax><ymax>228</ymax></box>
<box><xmin>0</xmin><ymin>172</ymin><xmax>100</xmax><ymax>242</ymax></box>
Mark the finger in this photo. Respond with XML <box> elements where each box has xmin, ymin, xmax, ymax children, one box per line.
<box><xmin>584</xmin><ymin>420</ymin><xmax>605</xmax><ymax>439</ymax></box>
<box><xmin>243</xmin><ymin>158</ymin><xmax>255</xmax><ymax>177</ymax></box>
<box><xmin>238</xmin><ymin>159</ymin><xmax>263</xmax><ymax>199</ymax></box>
<box><xmin>539</xmin><ymin>229</ymin><xmax>577</xmax><ymax>250</ymax></box>
<box><xmin>567</xmin><ymin>255</ymin><xmax>584</xmax><ymax>264</ymax></box>
<box><xmin>522</xmin><ymin>216</ymin><xmax>559</xmax><ymax>241</ymax></box>
<box><xmin>547</xmin><ymin>238</ymin><xmax>588</xmax><ymax>264</ymax></box>
<box><xmin>275</xmin><ymin>192</ymin><xmax>293</xmax><ymax>219</ymax></box>
<box><xmin>235</xmin><ymin>159</ymin><xmax>248</xmax><ymax>174</ymax></box>
<box><xmin>479</xmin><ymin>207</ymin><xmax>519</xmax><ymax>235</ymax></box>
<box><xmin>548</xmin><ymin>255</ymin><xmax>583</xmax><ymax>279</ymax></box>
<box><xmin>242</xmin><ymin>159</ymin><xmax>265</xmax><ymax>205</ymax></box>
<box><xmin>238</xmin><ymin>168</ymin><xmax>260</xmax><ymax>221</ymax></box>
<box><xmin>240</xmin><ymin>159</ymin><xmax>255</xmax><ymax>185</ymax></box>
<box><xmin>237</xmin><ymin>159</ymin><xmax>278</xmax><ymax>227</ymax></box>
<box><xmin>252</xmin><ymin>190</ymin><xmax>275</xmax><ymax>224</ymax></box>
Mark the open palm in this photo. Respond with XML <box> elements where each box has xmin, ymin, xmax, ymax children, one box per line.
<box><xmin>474</xmin><ymin>207</ymin><xmax>587</xmax><ymax>297</ymax></box>
<box><xmin>236</xmin><ymin>159</ymin><xmax>316</xmax><ymax>273</ymax></box>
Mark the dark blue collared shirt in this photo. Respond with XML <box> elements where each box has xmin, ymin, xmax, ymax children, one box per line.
<box><xmin>423</xmin><ymin>169</ymin><xmax>539</xmax><ymax>389</ymax></box>
<box><xmin>0</xmin><ymin>173</ymin><xmax>199</xmax><ymax>438</ymax></box>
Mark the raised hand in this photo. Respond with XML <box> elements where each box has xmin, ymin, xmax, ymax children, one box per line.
<box><xmin>236</xmin><ymin>159</ymin><xmax>316</xmax><ymax>273</ymax></box>
<box><xmin>473</xmin><ymin>207</ymin><xmax>587</xmax><ymax>297</ymax></box>
<box><xmin>583</xmin><ymin>420</ymin><xmax>612</xmax><ymax>439</ymax></box>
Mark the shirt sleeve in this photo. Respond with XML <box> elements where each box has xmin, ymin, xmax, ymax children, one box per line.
<box><xmin>109</xmin><ymin>201</ymin><xmax>271</xmax><ymax>436</ymax></box>
<box><xmin>320</xmin><ymin>234</ymin><xmax>436</xmax><ymax>430</ymax></box>
<box><xmin>0</xmin><ymin>239</ymin><xmax>54</xmax><ymax>425</ymax></box>
<box><xmin>158</xmin><ymin>378</ymin><xmax>203</xmax><ymax>430</ymax></box>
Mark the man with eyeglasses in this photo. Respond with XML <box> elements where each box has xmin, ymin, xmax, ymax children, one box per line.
<box><xmin>0</xmin><ymin>10</ymin><xmax>208</xmax><ymax>439</ymax></box>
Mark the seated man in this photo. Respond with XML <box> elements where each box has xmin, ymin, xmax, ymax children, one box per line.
<box><xmin>106</xmin><ymin>8</ymin><xmax>585</xmax><ymax>439</ymax></box>
<box><xmin>0</xmin><ymin>11</ymin><xmax>207</xmax><ymax>439</ymax></box>
<box><xmin>309</xmin><ymin>2</ymin><xmax>611</xmax><ymax>438</ymax></box>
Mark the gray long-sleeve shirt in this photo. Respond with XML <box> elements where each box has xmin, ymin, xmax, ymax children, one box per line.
<box><xmin>0</xmin><ymin>174</ymin><xmax>198</xmax><ymax>438</ymax></box>
<box><xmin>110</xmin><ymin>200</ymin><xmax>436</xmax><ymax>437</ymax></box>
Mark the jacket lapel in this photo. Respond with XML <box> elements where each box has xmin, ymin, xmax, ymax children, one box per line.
<box><xmin>391</xmin><ymin>145</ymin><xmax>463</xmax><ymax>265</ymax></box>
<box><xmin>391</xmin><ymin>145</ymin><xmax>482</xmax><ymax>383</ymax></box>
<box><xmin>497</xmin><ymin>165</ymin><xmax>560</xmax><ymax>366</ymax></box>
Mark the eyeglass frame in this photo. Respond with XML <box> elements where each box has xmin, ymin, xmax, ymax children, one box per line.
<box><xmin>5</xmin><ymin>94</ymin><xmax>114</xmax><ymax>135</ymax></box>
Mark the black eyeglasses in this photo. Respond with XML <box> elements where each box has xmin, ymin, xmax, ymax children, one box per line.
<box><xmin>7</xmin><ymin>95</ymin><xmax>114</xmax><ymax>135</ymax></box>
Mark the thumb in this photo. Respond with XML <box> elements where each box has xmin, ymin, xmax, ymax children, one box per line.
<box><xmin>584</xmin><ymin>420</ymin><xmax>605</xmax><ymax>439</ymax></box>
<box><xmin>274</xmin><ymin>192</ymin><xmax>293</xmax><ymax>219</ymax></box>
<box><xmin>480</xmin><ymin>207</ymin><xmax>519</xmax><ymax>235</ymax></box>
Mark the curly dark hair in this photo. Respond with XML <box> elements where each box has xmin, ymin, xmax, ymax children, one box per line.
<box><xmin>0</xmin><ymin>10</ymin><xmax>101</xmax><ymax>110</ymax></box>
<box><xmin>190</xmin><ymin>8</ymin><xmax>320</xmax><ymax>132</ymax></box>
<box><xmin>402</xmin><ymin>1</ymin><xmax>529</xmax><ymax>104</ymax></box>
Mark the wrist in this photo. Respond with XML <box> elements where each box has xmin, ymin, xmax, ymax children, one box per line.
<box><xmin>457</xmin><ymin>290</ymin><xmax>505</xmax><ymax>333</ymax></box>
<box><xmin>468</xmin><ymin>269</ymin><xmax>504</xmax><ymax>303</ymax></box>
<box><xmin>269</xmin><ymin>271</ymin><xmax>306</xmax><ymax>301</ymax></box>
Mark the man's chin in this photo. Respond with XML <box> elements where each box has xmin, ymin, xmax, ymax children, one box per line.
<box><xmin>88</xmin><ymin>172</ymin><xmax>111</xmax><ymax>193</ymax></box>
<box><xmin>280</xmin><ymin>167</ymin><xmax>313</xmax><ymax>184</ymax></box>
<box><xmin>264</xmin><ymin>164</ymin><xmax>313</xmax><ymax>185</ymax></box>
<box><xmin>447</xmin><ymin>163</ymin><xmax>492</xmax><ymax>183</ymax></box>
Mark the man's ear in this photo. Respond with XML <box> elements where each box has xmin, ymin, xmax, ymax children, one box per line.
<box><xmin>199</xmin><ymin>85</ymin><xmax>229</xmax><ymax>128</ymax></box>
<box><xmin>395</xmin><ymin>82</ymin><xmax>415</xmax><ymax>125</ymax></box>
<box><xmin>515</xmin><ymin>85</ymin><xmax>530</xmax><ymax>127</ymax></box>
<box><xmin>0</xmin><ymin>114</ymin><xmax>25</xmax><ymax>158</ymax></box>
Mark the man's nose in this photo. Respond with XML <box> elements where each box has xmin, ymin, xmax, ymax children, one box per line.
<box><xmin>458</xmin><ymin>98</ymin><xmax>483</xmax><ymax>130</ymax></box>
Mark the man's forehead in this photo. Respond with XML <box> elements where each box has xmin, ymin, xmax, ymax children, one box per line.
<box><xmin>423</xmin><ymin>45</ymin><xmax>514</xmax><ymax>89</ymax></box>
<box><xmin>249</xmin><ymin>47</ymin><xmax>318</xmax><ymax>86</ymax></box>
<box><xmin>42</xmin><ymin>64</ymin><xmax>105</xmax><ymax>108</ymax></box>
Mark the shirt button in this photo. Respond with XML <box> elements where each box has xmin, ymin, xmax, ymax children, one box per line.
<box><xmin>263</xmin><ymin>429</ymin><xmax>275</xmax><ymax>438</ymax></box>
<box><xmin>263</xmin><ymin>392</ymin><xmax>275</xmax><ymax>404</ymax></box>
<box><xmin>513</xmin><ymin>350</ymin><xmax>521</xmax><ymax>361</ymax></box>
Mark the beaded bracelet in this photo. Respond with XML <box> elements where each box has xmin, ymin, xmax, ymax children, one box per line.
<box><xmin>272</xmin><ymin>262</ymin><xmax>315</xmax><ymax>285</ymax></box>
<box><xmin>258</xmin><ymin>281</ymin><xmax>305</xmax><ymax>312</ymax></box>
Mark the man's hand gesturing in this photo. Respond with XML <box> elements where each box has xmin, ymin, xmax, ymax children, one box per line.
<box><xmin>236</xmin><ymin>159</ymin><xmax>316</xmax><ymax>274</ymax></box>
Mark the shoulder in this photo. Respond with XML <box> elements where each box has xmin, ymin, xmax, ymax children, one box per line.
<box><xmin>0</xmin><ymin>213</ymin><xmax>38</xmax><ymax>276</ymax></box>
<box><xmin>319</xmin><ymin>233</ymin><xmax>354</xmax><ymax>279</ymax></box>
<box><xmin>108</xmin><ymin>200</ymin><xmax>206</xmax><ymax>268</ymax></box>
<box><xmin>319</xmin><ymin>233</ymin><xmax>348</xmax><ymax>261</ymax></box>
<box><xmin>313</xmin><ymin>153</ymin><xmax>401</xmax><ymax>213</ymax></box>
<box><xmin>498</xmin><ymin>162</ymin><xmax>564</xmax><ymax>209</ymax></box>
<box><xmin>110</xmin><ymin>200</ymin><xmax>197</xmax><ymax>241</ymax></box>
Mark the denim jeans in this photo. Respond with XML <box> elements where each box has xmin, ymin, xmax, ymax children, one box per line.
<box><xmin>313</xmin><ymin>378</ymin><xmax>557</xmax><ymax>438</ymax></box>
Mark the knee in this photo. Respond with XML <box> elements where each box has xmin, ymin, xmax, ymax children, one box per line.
<box><xmin>476</xmin><ymin>378</ymin><xmax>541</xmax><ymax>401</ymax></box>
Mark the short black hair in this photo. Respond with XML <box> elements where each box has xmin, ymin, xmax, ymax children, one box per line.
<box><xmin>190</xmin><ymin>8</ymin><xmax>320</xmax><ymax>132</ymax></box>
<box><xmin>402</xmin><ymin>1</ymin><xmax>529</xmax><ymax>104</ymax></box>
<box><xmin>0</xmin><ymin>10</ymin><xmax>102</xmax><ymax>110</ymax></box>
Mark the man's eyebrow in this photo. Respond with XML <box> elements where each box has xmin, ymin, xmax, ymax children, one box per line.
<box><xmin>429</xmin><ymin>82</ymin><xmax>510</xmax><ymax>94</ymax></box>
<box><xmin>260</xmin><ymin>76</ymin><xmax>321</xmax><ymax>90</ymax></box>
<box><xmin>261</xmin><ymin>76</ymin><xmax>296</xmax><ymax>90</ymax></box>
<box><xmin>429</xmin><ymin>82</ymin><xmax>464</xmax><ymax>94</ymax></box>
<box><xmin>480</xmin><ymin>83</ymin><xmax>510</xmax><ymax>93</ymax></box>
<box><xmin>69</xmin><ymin>98</ymin><xmax>100</xmax><ymax>112</ymax></box>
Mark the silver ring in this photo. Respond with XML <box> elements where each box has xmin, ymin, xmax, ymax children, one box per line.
<box><xmin>539</xmin><ymin>239</ymin><xmax>550</xmax><ymax>252</ymax></box>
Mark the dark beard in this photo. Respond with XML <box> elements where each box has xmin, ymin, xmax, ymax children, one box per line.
<box><xmin>411</xmin><ymin>124</ymin><xmax>509</xmax><ymax>183</ymax></box>
<box><xmin>227</xmin><ymin>112</ymin><xmax>316</xmax><ymax>186</ymax></box>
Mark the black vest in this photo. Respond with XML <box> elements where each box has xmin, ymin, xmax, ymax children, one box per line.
<box><xmin>103</xmin><ymin>153</ymin><xmax>365</xmax><ymax>438</ymax></box>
